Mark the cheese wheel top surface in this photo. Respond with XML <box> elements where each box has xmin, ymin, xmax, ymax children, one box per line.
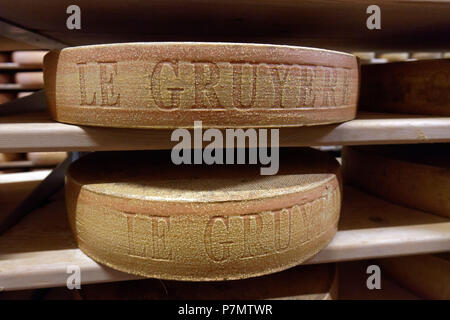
<box><xmin>68</xmin><ymin>148</ymin><xmax>339</xmax><ymax>204</ymax></box>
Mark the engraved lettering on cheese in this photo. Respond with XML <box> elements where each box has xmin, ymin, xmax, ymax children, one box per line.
<box><xmin>322</xmin><ymin>67</ymin><xmax>337</xmax><ymax>106</ymax></box>
<box><xmin>232</xmin><ymin>63</ymin><xmax>258</xmax><ymax>108</ymax></box>
<box><xmin>241</xmin><ymin>213</ymin><xmax>264</xmax><ymax>258</ymax></box>
<box><xmin>270</xmin><ymin>65</ymin><xmax>290</xmax><ymax>107</ymax></box>
<box><xmin>151</xmin><ymin>61</ymin><xmax>185</xmax><ymax>109</ymax></box>
<box><xmin>274</xmin><ymin>208</ymin><xmax>291</xmax><ymax>252</ymax></box>
<box><xmin>77</xmin><ymin>62</ymin><xmax>120</xmax><ymax>106</ymax></box>
<box><xmin>342</xmin><ymin>68</ymin><xmax>351</xmax><ymax>105</ymax></box>
<box><xmin>77</xmin><ymin>62</ymin><xmax>97</xmax><ymax>106</ymax></box>
<box><xmin>299</xmin><ymin>66</ymin><xmax>317</xmax><ymax>107</ymax></box>
<box><xmin>126</xmin><ymin>214</ymin><xmax>172</xmax><ymax>261</ymax></box>
<box><xmin>204</xmin><ymin>216</ymin><xmax>233</xmax><ymax>262</ymax></box>
<box><xmin>193</xmin><ymin>62</ymin><xmax>221</xmax><ymax>108</ymax></box>
<box><xmin>99</xmin><ymin>62</ymin><xmax>120</xmax><ymax>106</ymax></box>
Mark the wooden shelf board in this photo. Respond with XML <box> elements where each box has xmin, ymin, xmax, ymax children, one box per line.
<box><xmin>0</xmin><ymin>1</ymin><xmax>449</xmax><ymax>51</ymax></box>
<box><xmin>0</xmin><ymin>84</ymin><xmax>42</xmax><ymax>91</ymax></box>
<box><xmin>0</xmin><ymin>183</ymin><xmax>448</xmax><ymax>291</ymax></box>
<box><xmin>0</xmin><ymin>63</ymin><xmax>42</xmax><ymax>71</ymax></box>
<box><xmin>1</xmin><ymin>112</ymin><xmax>450</xmax><ymax>152</ymax></box>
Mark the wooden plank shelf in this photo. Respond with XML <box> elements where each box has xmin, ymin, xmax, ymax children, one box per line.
<box><xmin>0</xmin><ymin>1</ymin><xmax>449</xmax><ymax>51</ymax></box>
<box><xmin>0</xmin><ymin>84</ymin><xmax>42</xmax><ymax>91</ymax></box>
<box><xmin>0</xmin><ymin>112</ymin><xmax>449</xmax><ymax>152</ymax></box>
<box><xmin>0</xmin><ymin>182</ymin><xmax>448</xmax><ymax>291</ymax></box>
<box><xmin>0</xmin><ymin>63</ymin><xmax>42</xmax><ymax>71</ymax></box>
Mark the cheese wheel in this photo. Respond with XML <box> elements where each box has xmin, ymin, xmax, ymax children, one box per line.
<box><xmin>44</xmin><ymin>42</ymin><xmax>359</xmax><ymax>129</ymax></box>
<box><xmin>360</xmin><ymin>59</ymin><xmax>450</xmax><ymax>116</ymax></box>
<box><xmin>27</xmin><ymin>152</ymin><xmax>67</xmax><ymax>166</ymax></box>
<box><xmin>77</xmin><ymin>264</ymin><xmax>338</xmax><ymax>300</ymax></box>
<box><xmin>411</xmin><ymin>52</ymin><xmax>442</xmax><ymax>60</ymax></box>
<box><xmin>342</xmin><ymin>145</ymin><xmax>450</xmax><ymax>218</ymax></box>
<box><xmin>14</xmin><ymin>72</ymin><xmax>44</xmax><ymax>87</ymax></box>
<box><xmin>378</xmin><ymin>53</ymin><xmax>409</xmax><ymax>62</ymax></box>
<box><xmin>11</xmin><ymin>51</ymin><xmax>47</xmax><ymax>66</ymax></box>
<box><xmin>66</xmin><ymin>148</ymin><xmax>341</xmax><ymax>281</ymax></box>
<box><xmin>378</xmin><ymin>254</ymin><xmax>450</xmax><ymax>300</ymax></box>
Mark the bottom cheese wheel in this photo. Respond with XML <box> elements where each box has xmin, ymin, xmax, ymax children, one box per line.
<box><xmin>66</xmin><ymin>148</ymin><xmax>341</xmax><ymax>281</ymax></box>
<box><xmin>342</xmin><ymin>145</ymin><xmax>450</xmax><ymax>218</ymax></box>
<box><xmin>378</xmin><ymin>254</ymin><xmax>450</xmax><ymax>300</ymax></box>
<box><xmin>77</xmin><ymin>264</ymin><xmax>338</xmax><ymax>300</ymax></box>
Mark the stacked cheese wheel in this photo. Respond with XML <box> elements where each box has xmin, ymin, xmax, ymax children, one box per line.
<box><xmin>44</xmin><ymin>42</ymin><xmax>359</xmax><ymax>128</ymax></box>
<box><xmin>41</xmin><ymin>43</ymin><xmax>359</xmax><ymax>296</ymax></box>
<box><xmin>66</xmin><ymin>148</ymin><xmax>341</xmax><ymax>281</ymax></box>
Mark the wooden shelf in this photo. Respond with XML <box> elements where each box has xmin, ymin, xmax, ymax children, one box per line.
<box><xmin>0</xmin><ymin>112</ymin><xmax>449</xmax><ymax>152</ymax></box>
<box><xmin>0</xmin><ymin>1</ymin><xmax>449</xmax><ymax>51</ymax></box>
<box><xmin>0</xmin><ymin>63</ymin><xmax>42</xmax><ymax>71</ymax></box>
<box><xmin>0</xmin><ymin>177</ymin><xmax>448</xmax><ymax>291</ymax></box>
<box><xmin>0</xmin><ymin>84</ymin><xmax>41</xmax><ymax>91</ymax></box>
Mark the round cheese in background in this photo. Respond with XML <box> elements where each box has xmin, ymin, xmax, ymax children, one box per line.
<box><xmin>360</xmin><ymin>59</ymin><xmax>450</xmax><ymax>116</ymax></box>
<box><xmin>76</xmin><ymin>264</ymin><xmax>338</xmax><ymax>300</ymax></box>
<box><xmin>378</xmin><ymin>254</ymin><xmax>450</xmax><ymax>300</ymax></box>
<box><xmin>342</xmin><ymin>145</ymin><xmax>450</xmax><ymax>218</ymax></box>
<box><xmin>66</xmin><ymin>148</ymin><xmax>342</xmax><ymax>281</ymax></box>
<box><xmin>27</xmin><ymin>152</ymin><xmax>67</xmax><ymax>166</ymax></box>
<box><xmin>11</xmin><ymin>50</ymin><xmax>47</xmax><ymax>66</ymax></box>
<box><xmin>44</xmin><ymin>42</ymin><xmax>359</xmax><ymax>129</ymax></box>
<box><xmin>14</xmin><ymin>72</ymin><xmax>44</xmax><ymax>87</ymax></box>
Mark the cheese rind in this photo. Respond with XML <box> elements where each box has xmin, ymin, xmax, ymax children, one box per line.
<box><xmin>66</xmin><ymin>148</ymin><xmax>342</xmax><ymax>281</ymax></box>
<box><xmin>44</xmin><ymin>42</ymin><xmax>359</xmax><ymax>128</ymax></box>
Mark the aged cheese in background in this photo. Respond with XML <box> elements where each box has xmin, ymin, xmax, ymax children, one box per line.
<box><xmin>77</xmin><ymin>264</ymin><xmax>338</xmax><ymax>300</ymax></box>
<box><xmin>66</xmin><ymin>148</ymin><xmax>342</xmax><ymax>281</ymax></box>
<box><xmin>14</xmin><ymin>72</ymin><xmax>44</xmax><ymax>87</ymax></box>
<box><xmin>44</xmin><ymin>42</ymin><xmax>359</xmax><ymax>128</ymax></box>
<box><xmin>27</xmin><ymin>152</ymin><xmax>67</xmax><ymax>166</ymax></box>
<box><xmin>11</xmin><ymin>51</ymin><xmax>47</xmax><ymax>66</ymax></box>
<box><xmin>378</xmin><ymin>254</ymin><xmax>450</xmax><ymax>300</ymax></box>
<box><xmin>360</xmin><ymin>59</ymin><xmax>450</xmax><ymax>116</ymax></box>
<box><xmin>342</xmin><ymin>145</ymin><xmax>450</xmax><ymax>218</ymax></box>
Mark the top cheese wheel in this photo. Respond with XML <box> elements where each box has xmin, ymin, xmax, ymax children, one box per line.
<box><xmin>44</xmin><ymin>42</ymin><xmax>359</xmax><ymax>129</ymax></box>
<box><xmin>342</xmin><ymin>144</ymin><xmax>450</xmax><ymax>218</ymax></box>
<box><xmin>66</xmin><ymin>148</ymin><xmax>341</xmax><ymax>281</ymax></box>
<box><xmin>360</xmin><ymin>59</ymin><xmax>450</xmax><ymax>116</ymax></box>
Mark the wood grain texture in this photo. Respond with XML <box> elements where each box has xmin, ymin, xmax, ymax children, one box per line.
<box><xmin>377</xmin><ymin>254</ymin><xmax>450</xmax><ymax>300</ymax></box>
<box><xmin>66</xmin><ymin>148</ymin><xmax>341</xmax><ymax>281</ymax></box>
<box><xmin>1</xmin><ymin>112</ymin><xmax>450</xmax><ymax>153</ymax></box>
<box><xmin>1</xmin><ymin>1</ymin><xmax>450</xmax><ymax>51</ymax></box>
<box><xmin>343</xmin><ymin>145</ymin><xmax>450</xmax><ymax>218</ymax></box>
<box><xmin>44</xmin><ymin>42</ymin><xmax>359</xmax><ymax>128</ymax></box>
<box><xmin>360</xmin><ymin>59</ymin><xmax>450</xmax><ymax>116</ymax></box>
<box><xmin>76</xmin><ymin>264</ymin><xmax>338</xmax><ymax>300</ymax></box>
